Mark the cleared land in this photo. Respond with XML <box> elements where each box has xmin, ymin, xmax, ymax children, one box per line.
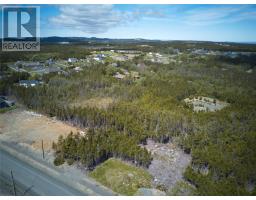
<box><xmin>141</xmin><ymin>139</ymin><xmax>191</xmax><ymax>191</ymax></box>
<box><xmin>0</xmin><ymin>108</ymin><xmax>80</xmax><ymax>151</ymax></box>
<box><xmin>0</xmin><ymin>108</ymin><xmax>114</xmax><ymax>195</ymax></box>
<box><xmin>90</xmin><ymin>158</ymin><xmax>152</xmax><ymax>195</ymax></box>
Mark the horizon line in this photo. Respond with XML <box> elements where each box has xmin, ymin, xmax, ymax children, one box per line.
<box><xmin>1</xmin><ymin>36</ymin><xmax>256</xmax><ymax>44</ymax></box>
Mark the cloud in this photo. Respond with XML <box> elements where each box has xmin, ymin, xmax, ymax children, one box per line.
<box><xmin>49</xmin><ymin>5</ymin><xmax>256</xmax><ymax>34</ymax></box>
<box><xmin>182</xmin><ymin>5</ymin><xmax>256</xmax><ymax>26</ymax></box>
<box><xmin>137</xmin><ymin>8</ymin><xmax>168</xmax><ymax>18</ymax></box>
<box><xmin>50</xmin><ymin>5</ymin><xmax>171</xmax><ymax>34</ymax></box>
<box><xmin>50</xmin><ymin>5</ymin><xmax>166</xmax><ymax>34</ymax></box>
<box><xmin>50</xmin><ymin>5</ymin><xmax>127</xmax><ymax>34</ymax></box>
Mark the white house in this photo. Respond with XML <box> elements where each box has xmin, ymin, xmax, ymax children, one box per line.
<box><xmin>19</xmin><ymin>80</ymin><xmax>42</xmax><ymax>88</ymax></box>
<box><xmin>68</xmin><ymin>58</ymin><xmax>78</xmax><ymax>63</ymax></box>
<box><xmin>113</xmin><ymin>72</ymin><xmax>125</xmax><ymax>79</ymax></box>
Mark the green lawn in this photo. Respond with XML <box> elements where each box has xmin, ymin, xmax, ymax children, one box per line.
<box><xmin>90</xmin><ymin>158</ymin><xmax>152</xmax><ymax>195</ymax></box>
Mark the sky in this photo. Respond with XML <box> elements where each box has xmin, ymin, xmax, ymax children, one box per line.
<box><xmin>1</xmin><ymin>4</ymin><xmax>256</xmax><ymax>42</ymax></box>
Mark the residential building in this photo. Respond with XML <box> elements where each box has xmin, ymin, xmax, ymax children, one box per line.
<box><xmin>68</xmin><ymin>58</ymin><xmax>78</xmax><ymax>63</ymax></box>
<box><xmin>19</xmin><ymin>80</ymin><xmax>42</xmax><ymax>88</ymax></box>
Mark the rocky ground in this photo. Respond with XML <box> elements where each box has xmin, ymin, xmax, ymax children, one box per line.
<box><xmin>184</xmin><ymin>96</ymin><xmax>229</xmax><ymax>112</ymax></box>
<box><xmin>142</xmin><ymin>139</ymin><xmax>191</xmax><ymax>191</ymax></box>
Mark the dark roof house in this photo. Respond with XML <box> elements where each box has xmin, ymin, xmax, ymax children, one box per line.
<box><xmin>0</xmin><ymin>98</ymin><xmax>14</xmax><ymax>108</ymax></box>
<box><xmin>0</xmin><ymin>99</ymin><xmax>9</xmax><ymax>108</ymax></box>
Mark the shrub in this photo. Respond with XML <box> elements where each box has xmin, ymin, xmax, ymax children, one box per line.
<box><xmin>67</xmin><ymin>158</ymin><xmax>75</xmax><ymax>165</ymax></box>
<box><xmin>54</xmin><ymin>156</ymin><xmax>65</xmax><ymax>166</ymax></box>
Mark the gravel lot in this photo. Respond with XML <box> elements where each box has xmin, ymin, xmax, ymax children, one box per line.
<box><xmin>142</xmin><ymin>139</ymin><xmax>191</xmax><ymax>190</ymax></box>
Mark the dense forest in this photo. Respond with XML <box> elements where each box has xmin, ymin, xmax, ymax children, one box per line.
<box><xmin>1</xmin><ymin>42</ymin><xmax>256</xmax><ymax>195</ymax></box>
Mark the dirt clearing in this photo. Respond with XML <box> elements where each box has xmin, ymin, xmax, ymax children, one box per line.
<box><xmin>0</xmin><ymin>108</ymin><xmax>80</xmax><ymax>152</ymax></box>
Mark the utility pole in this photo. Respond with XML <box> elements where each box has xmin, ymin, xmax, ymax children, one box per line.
<box><xmin>11</xmin><ymin>170</ymin><xmax>16</xmax><ymax>196</ymax></box>
<box><xmin>42</xmin><ymin>140</ymin><xmax>45</xmax><ymax>159</ymax></box>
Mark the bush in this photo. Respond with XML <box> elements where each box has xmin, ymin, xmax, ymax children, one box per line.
<box><xmin>156</xmin><ymin>184</ymin><xmax>168</xmax><ymax>192</ymax></box>
<box><xmin>54</xmin><ymin>156</ymin><xmax>65</xmax><ymax>166</ymax></box>
<box><xmin>67</xmin><ymin>158</ymin><xmax>75</xmax><ymax>165</ymax></box>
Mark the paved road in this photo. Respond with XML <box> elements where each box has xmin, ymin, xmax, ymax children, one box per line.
<box><xmin>0</xmin><ymin>147</ymin><xmax>112</xmax><ymax>196</ymax></box>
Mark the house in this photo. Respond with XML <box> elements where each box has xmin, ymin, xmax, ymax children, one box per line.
<box><xmin>19</xmin><ymin>80</ymin><xmax>42</xmax><ymax>88</ymax></box>
<box><xmin>74</xmin><ymin>67</ymin><xmax>82</xmax><ymax>72</ymax></box>
<box><xmin>155</xmin><ymin>53</ymin><xmax>162</xmax><ymax>57</ymax></box>
<box><xmin>93</xmin><ymin>54</ymin><xmax>106</xmax><ymax>61</ymax></box>
<box><xmin>0</xmin><ymin>97</ymin><xmax>15</xmax><ymax>108</ymax></box>
<box><xmin>68</xmin><ymin>58</ymin><xmax>78</xmax><ymax>63</ymax></box>
<box><xmin>0</xmin><ymin>99</ymin><xmax>9</xmax><ymax>108</ymax></box>
<box><xmin>93</xmin><ymin>57</ymin><xmax>101</xmax><ymax>61</ymax></box>
<box><xmin>113</xmin><ymin>72</ymin><xmax>125</xmax><ymax>80</ymax></box>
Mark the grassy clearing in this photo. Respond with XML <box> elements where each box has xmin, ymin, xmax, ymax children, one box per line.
<box><xmin>90</xmin><ymin>158</ymin><xmax>152</xmax><ymax>195</ymax></box>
